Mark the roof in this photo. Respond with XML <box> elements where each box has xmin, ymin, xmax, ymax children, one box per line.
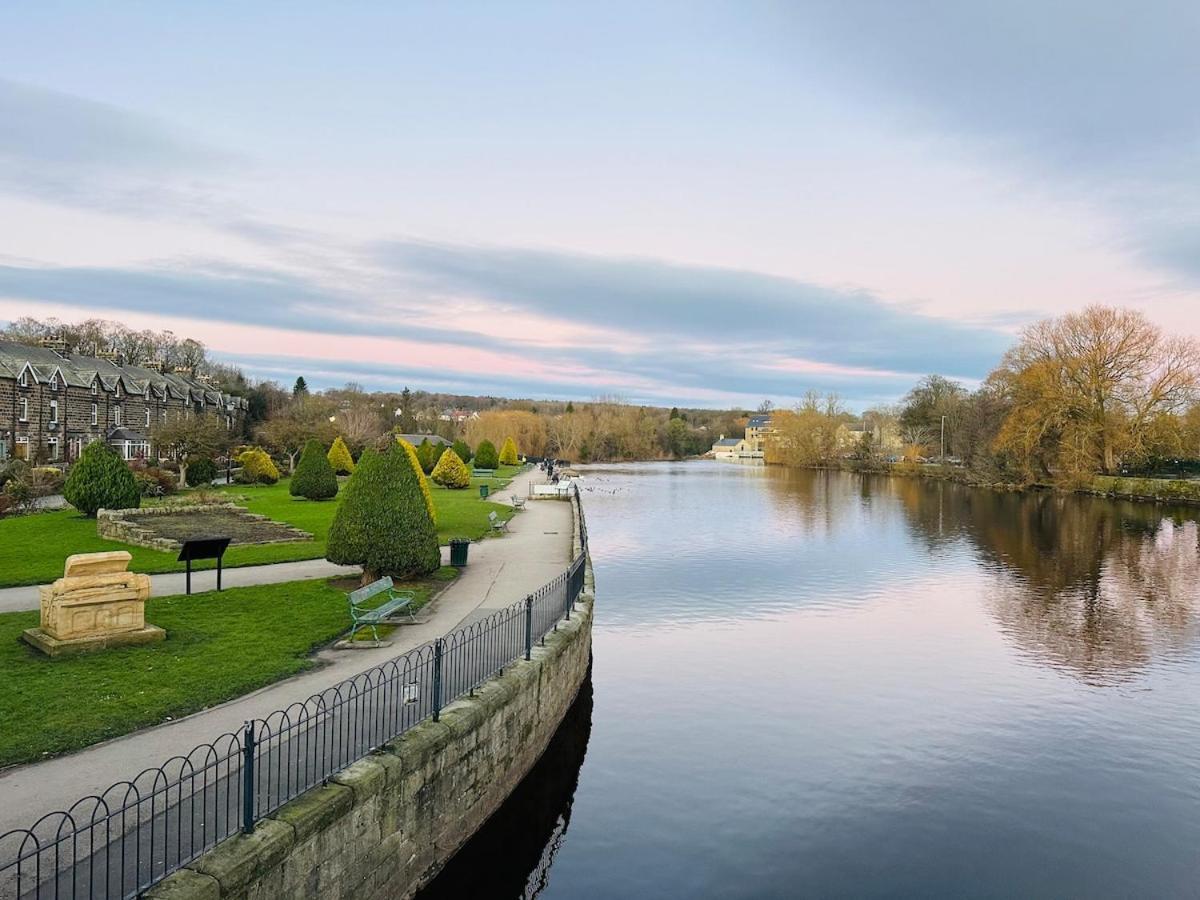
<box><xmin>396</xmin><ymin>433</ymin><xmax>451</xmax><ymax>446</ymax></box>
<box><xmin>714</xmin><ymin>438</ymin><xmax>741</xmax><ymax>447</ymax></box>
<box><xmin>747</xmin><ymin>415</ymin><xmax>773</xmax><ymax>428</ymax></box>
<box><xmin>106</xmin><ymin>427</ymin><xmax>149</xmax><ymax>442</ymax></box>
<box><xmin>0</xmin><ymin>340</ymin><xmax>245</xmax><ymax>410</ymax></box>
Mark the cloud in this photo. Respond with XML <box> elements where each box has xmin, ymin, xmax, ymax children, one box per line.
<box><xmin>371</xmin><ymin>239</ymin><xmax>1011</xmax><ymax>378</ymax></box>
<box><xmin>784</xmin><ymin>0</ymin><xmax>1200</xmax><ymax>286</ymax></box>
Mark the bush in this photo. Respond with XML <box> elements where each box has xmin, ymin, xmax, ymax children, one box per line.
<box><xmin>327</xmin><ymin>437</ymin><xmax>355</xmax><ymax>475</ymax></box>
<box><xmin>474</xmin><ymin>440</ymin><xmax>499</xmax><ymax>470</ymax></box>
<box><xmin>135</xmin><ymin>468</ymin><xmax>177</xmax><ymax>497</ymax></box>
<box><xmin>290</xmin><ymin>439</ymin><xmax>339</xmax><ymax>500</ymax></box>
<box><xmin>397</xmin><ymin>438</ymin><xmax>436</xmax><ymax>524</ymax></box>
<box><xmin>185</xmin><ymin>456</ymin><xmax>218</xmax><ymax>488</ymax></box>
<box><xmin>64</xmin><ymin>441</ymin><xmax>140</xmax><ymax>516</ymax></box>
<box><xmin>499</xmin><ymin>437</ymin><xmax>519</xmax><ymax>466</ymax></box>
<box><xmin>416</xmin><ymin>439</ymin><xmax>436</xmax><ymax>474</ymax></box>
<box><xmin>431</xmin><ymin>448</ymin><xmax>471</xmax><ymax>488</ymax></box>
<box><xmin>326</xmin><ymin>445</ymin><xmax>440</xmax><ymax>580</ymax></box>
<box><xmin>237</xmin><ymin>448</ymin><xmax>280</xmax><ymax>485</ymax></box>
<box><xmin>30</xmin><ymin>466</ymin><xmax>65</xmax><ymax>494</ymax></box>
<box><xmin>431</xmin><ymin>442</ymin><xmax>447</xmax><ymax>469</ymax></box>
<box><xmin>452</xmin><ymin>440</ymin><xmax>472</xmax><ymax>464</ymax></box>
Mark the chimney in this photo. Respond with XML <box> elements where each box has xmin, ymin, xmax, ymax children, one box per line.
<box><xmin>96</xmin><ymin>350</ymin><xmax>120</xmax><ymax>364</ymax></box>
<box><xmin>146</xmin><ymin>359</ymin><xmax>165</xmax><ymax>373</ymax></box>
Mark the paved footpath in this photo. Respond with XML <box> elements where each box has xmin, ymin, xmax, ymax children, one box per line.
<box><xmin>0</xmin><ymin>467</ymin><xmax>573</xmax><ymax>838</ymax></box>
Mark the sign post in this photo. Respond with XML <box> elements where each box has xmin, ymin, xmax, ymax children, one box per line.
<box><xmin>177</xmin><ymin>537</ymin><xmax>233</xmax><ymax>595</ymax></box>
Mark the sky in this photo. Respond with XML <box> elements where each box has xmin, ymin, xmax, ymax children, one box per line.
<box><xmin>0</xmin><ymin>1</ymin><xmax>1196</xmax><ymax>409</ymax></box>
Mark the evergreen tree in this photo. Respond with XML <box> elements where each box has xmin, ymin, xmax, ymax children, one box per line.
<box><xmin>292</xmin><ymin>376</ymin><xmax>309</xmax><ymax>397</ymax></box>
<box><xmin>290</xmin><ymin>439</ymin><xmax>339</xmax><ymax>500</ymax></box>
<box><xmin>669</xmin><ymin>407</ymin><xmax>680</xmax><ymax>420</ymax></box>
<box><xmin>326</xmin><ymin>445</ymin><xmax>440</xmax><ymax>581</ymax></box>
<box><xmin>565</xmin><ymin>401</ymin><xmax>575</xmax><ymax>414</ymax></box>
<box><xmin>499</xmin><ymin>436</ymin><xmax>520</xmax><ymax>465</ymax></box>
<box><xmin>327</xmin><ymin>436</ymin><xmax>355</xmax><ymax>475</ymax></box>
<box><xmin>474</xmin><ymin>439</ymin><xmax>499</xmax><ymax>469</ymax></box>
<box><xmin>64</xmin><ymin>441</ymin><xmax>140</xmax><ymax>516</ymax></box>
<box><xmin>451</xmin><ymin>439</ymin><xmax>472</xmax><ymax>463</ymax></box>
<box><xmin>430</xmin><ymin>442</ymin><xmax>447</xmax><ymax>468</ymax></box>
<box><xmin>430</xmin><ymin>446</ymin><xmax>471</xmax><ymax>488</ymax></box>
<box><xmin>416</xmin><ymin>438</ymin><xmax>436</xmax><ymax>474</ymax></box>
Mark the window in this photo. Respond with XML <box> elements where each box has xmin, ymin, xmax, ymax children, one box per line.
<box><xmin>145</xmin><ymin>408</ymin><xmax>151</xmax><ymax>428</ymax></box>
<box><xmin>49</xmin><ymin>400</ymin><xmax>58</xmax><ymax>424</ymax></box>
<box><xmin>91</xmin><ymin>379</ymin><xmax>98</xmax><ymax>395</ymax></box>
<box><xmin>114</xmin><ymin>406</ymin><xmax>122</xmax><ymax>427</ymax></box>
<box><xmin>161</xmin><ymin>409</ymin><xmax>167</xmax><ymax>424</ymax></box>
<box><xmin>69</xmin><ymin>437</ymin><xmax>83</xmax><ymax>461</ymax></box>
<box><xmin>17</xmin><ymin>368</ymin><xmax>28</xmax><ymax>388</ymax></box>
<box><xmin>46</xmin><ymin>437</ymin><xmax>59</xmax><ymax>461</ymax></box>
<box><xmin>115</xmin><ymin>382</ymin><xmax>121</xmax><ymax>399</ymax></box>
<box><xmin>49</xmin><ymin>373</ymin><xmax>59</xmax><ymax>391</ymax></box>
<box><xmin>226</xmin><ymin>415</ymin><xmax>232</xmax><ymax>429</ymax></box>
<box><xmin>91</xmin><ymin>403</ymin><xmax>98</xmax><ymax>426</ymax></box>
<box><xmin>121</xmin><ymin>440</ymin><xmax>150</xmax><ymax>461</ymax></box>
<box><xmin>17</xmin><ymin>397</ymin><xmax>28</xmax><ymax>422</ymax></box>
<box><xmin>14</xmin><ymin>436</ymin><xmax>29</xmax><ymax>459</ymax></box>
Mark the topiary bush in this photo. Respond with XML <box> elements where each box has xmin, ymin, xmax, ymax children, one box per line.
<box><xmin>396</xmin><ymin>438</ymin><xmax>437</xmax><ymax>524</ymax></box>
<box><xmin>474</xmin><ymin>439</ymin><xmax>499</xmax><ymax>470</ymax></box>
<box><xmin>431</xmin><ymin>447</ymin><xmax>471</xmax><ymax>488</ymax></box>
<box><xmin>430</xmin><ymin>442</ymin><xmax>447</xmax><ymax>470</ymax></box>
<box><xmin>452</xmin><ymin>439</ymin><xmax>472</xmax><ymax>464</ymax></box>
<box><xmin>237</xmin><ymin>448</ymin><xmax>281</xmax><ymax>485</ymax></box>
<box><xmin>499</xmin><ymin>436</ymin><xmax>519</xmax><ymax>466</ymax></box>
<box><xmin>185</xmin><ymin>456</ymin><xmax>218</xmax><ymax>488</ymax></box>
<box><xmin>64</xmin><ymin>441</ymin><xmax>140</xmax><ymax>516</ymax></box>
<box><xmin>416</xmin><ymin>439</ymin><xmax>436</xmax><ymax>474</ymax></box>
<box><xmin>326</xmin><ymin>445</ymin><xmax>440</xmax><ymax>581</ymax></box>
<box><xmin>290</xmin><ymin>439</ymin><xmax>339</xmax><ymax>500</ymax></box>
<box><xmin>327</xmin><ymin>436</ymin><xmax>355</xmax><ymax>475</ymax></box>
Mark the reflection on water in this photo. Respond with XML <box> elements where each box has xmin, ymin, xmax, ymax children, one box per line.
<box><xmin>425</xmin><ymin>462</ymin><xmax>1200</xmax><ymax>898</ymax></box>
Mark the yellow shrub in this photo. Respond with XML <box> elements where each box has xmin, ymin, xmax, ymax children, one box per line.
<box><xmin>237</xmin><ymin>448</ymin><xmax>280</xmax><ymax>485</ymax></box>
<box><xmin>396</xmin><ymin>437</ymin><xmax>437</xmax><ymax>524</ymax></box>
<box><xmin>327</xmin><ymin>436</ymin><xmax>355</xmax><ymax>475</ymax></box>
<box><xmin>431</xmin><ymin>447</ymin><xmax>471</xmax><ymax>488</ymax></box>
<box><xmin>499</xmin><ymin>436</ymin><xmax>519</xmax><ymax>466</ymax></box>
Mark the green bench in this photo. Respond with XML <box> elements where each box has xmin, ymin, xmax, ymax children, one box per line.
<box><xmin>347</xmin><ymin>576</ymin><xmax>417</xmax><ymax>641</ymax></box>
<box><xmin>472</xmin><ymin>468</ymin><xmax>496</xmax><ymax>478</ymax></box>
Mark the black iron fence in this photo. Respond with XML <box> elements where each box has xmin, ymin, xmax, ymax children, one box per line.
<box><xmin>1</xmin><ymin>488</ymin><xmax>589</xmax><ymax>900</ymax></box>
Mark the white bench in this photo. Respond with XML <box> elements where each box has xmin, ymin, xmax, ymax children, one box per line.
<box><xmin>347</xmin><ymin>576</ymin><xmax>417</xmax><ymax>640</ymax></box>
<box><xmin>488</xmin><ymin>511</ymin><xmax>510</xmax><ymax>533</ymax></box>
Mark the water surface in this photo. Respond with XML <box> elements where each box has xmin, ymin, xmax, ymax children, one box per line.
<box><xmin>426</xmin><ymin>461</ymin><xmax>1200</xmax><ymax>898</ymax></box>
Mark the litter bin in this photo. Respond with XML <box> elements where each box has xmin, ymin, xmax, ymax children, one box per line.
<box><xmin>450</xmin><ymin>538</ymin><xmax>470</xmax><ymax>567</ymax></box>
<box><xmin>479</xmin><ymin>484</ymin><xmax>490</xmax><ymax>499</ymax></box>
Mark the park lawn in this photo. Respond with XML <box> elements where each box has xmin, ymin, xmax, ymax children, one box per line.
<box><xmin>0</xmin><ymin>571</ymin><xmax>456</xmax><ymax>768</ymax></box>
<box><xmin>0</xmin><ymin>464</ymin><xmax>523</xmax><ymax>588</ymax></box>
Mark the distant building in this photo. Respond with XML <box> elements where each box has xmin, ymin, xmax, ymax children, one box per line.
<box><xmin>744</xmin><ymin>415</ymin><xmax>775</xmax><ymax>454</ymax></box>
<box><xmin>395</xmin><ymin>433</ymin><xmax>451</xmax><ymax>447</ymax></box>
<box><xmin>0</xmin><ymin>339</ymin><xmax>247</xmax><ymax>463</ymax></box>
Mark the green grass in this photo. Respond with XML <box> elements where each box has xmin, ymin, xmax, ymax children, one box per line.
<box><xmin>0</xmin><ymin>571</ymin><xmax>457</xmax><ymax>767</ymax></box>
<box><xmin>0</xmin><ymin>464</ymin><xmax>524</xmax><ymax>588</ymax></box>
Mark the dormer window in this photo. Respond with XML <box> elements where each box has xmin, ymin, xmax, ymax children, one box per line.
<box><xmin>49</xmin><ymin>373</ymin><xmax>60</xmax><ymax>391</ymax></box>
<box><xmin>115</xmin><ymin>383</ymin><xmax>122</xmax><ymax>398</ymax></box>
<box><xmin>91</xmin><ymin>379</ymin><xmax>98</xmax><ymax>395</ymax></box>
<box><xmin>17</xmin><ymin>368</ymin><xmax>29</xmax><ymax>388</ymax></box>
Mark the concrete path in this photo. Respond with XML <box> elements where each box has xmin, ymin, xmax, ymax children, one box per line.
<box><xmin>0</xmin><ymin>557</ymin><xmax>362</xmax><ymax>614</ymax></box>
<box><xmin>0</xmin><ymin>466</ymin><xmax>572</xmax><ymax>839</ymax></box>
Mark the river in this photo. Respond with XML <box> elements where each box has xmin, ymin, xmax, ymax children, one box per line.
<box><xmin>423</xmin><ymin>460</ymin><xmax>1200</xmax><ymax>898</ymax></box>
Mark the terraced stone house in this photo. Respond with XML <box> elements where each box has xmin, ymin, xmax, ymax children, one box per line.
<box><xmin>0</xmin><ymin>339</ymin><xmax>247</xmax><ymax>463</ymax></box>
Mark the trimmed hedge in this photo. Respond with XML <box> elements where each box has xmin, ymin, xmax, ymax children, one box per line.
<box><xmin>64</xmin><ymin>441</ymin><xmax>140</xmax><ymax>516</ymax></box>
<box><xmin>326</xmin><ymin>445</ymin><xmax>440</xmax><ymax>580</ymax></box>
<box><xmin>474</xmin><ymin>439</ymin><xmax>499</xmax><ymax>470</ymax></box>
<box><xmin>452</xmin><ymin>439</ymin><xmax>472</xmax><ymax>464</ymax></box>
<box><xmin>397</xmin><ymin>438</ymin><xmax>437</xmax><ymax>525</ymax></box>
<box><xmin>237</xmin><ymin>448</ymin><xmax>280</xmax><ymax>485</ymax></box>
<box><xmin>499</xmin><ymin>436</ymin><xmax>519</xmax><ymax>466</ymax></box>
<box><xmin>327</xmin><ymin>436</ymin><xmax>355</xmax><ymax>475</ymax></box>
<box><xmin>290</xmin><ymin>439</ymin><xmax>339</xmax><ymax>500</ymax></box>
<box><xmin>431</xmin><ymin>447</ymin><xmax>471</xmax><ymax>488</ymax></box>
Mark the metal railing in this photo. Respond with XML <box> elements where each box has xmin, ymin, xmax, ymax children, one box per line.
<box><xmin>1</xmin><ymin>487</ymin><xmax>589</xmax><ymax>900</ymax></box>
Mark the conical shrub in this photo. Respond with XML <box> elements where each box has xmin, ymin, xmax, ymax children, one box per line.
<box><xmin>64</xmin><ymin>440</ymin><xmax>140</xmax><ymax>516</ymax></box>
<box><xmin>416</xmin><ymin>438</ymin><xmax>435</xmax><ymax>474</ymax></box>
<box><xmin>499</xmin><ymin>436</ymin><xmax>519</xmax><ymax>465</ymax></box>
<box><xmin>327</xmin><ymin>436</ymin><xmax>355</xmax><ymax>475</ymax></box>
<box><xmin>431</xmin><ymin>447</ymin><xmax>471</xmax><ymax>488</ymax></box>
<box><xmin>396</xmin><ymin>438</ymin><xmax>437</xmax><ymax>525</ymax></box>
<box><xmin>452</xmin><ymin>439</ymin><xmax>472</xmax><ymax>463</ymax></box>
<box><xmin>290</xmin><ymin>439</ymin><xmax>338</xmax><ymax>500</ymax></box>
<box><xmin>474</xmin><ymin>439</ymin><xmax>499</xmax><ymax>469</ymax></box>
<box><xmin>326</xmin><ymin>445</ymin><xmax>440</xmax><ymax>581</ymax></box>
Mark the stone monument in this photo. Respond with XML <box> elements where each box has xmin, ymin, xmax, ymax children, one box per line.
<box><xmin>22</xmin><ymin>551</ymin><xmax>164</xmax><ymax>657</ymax></box>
